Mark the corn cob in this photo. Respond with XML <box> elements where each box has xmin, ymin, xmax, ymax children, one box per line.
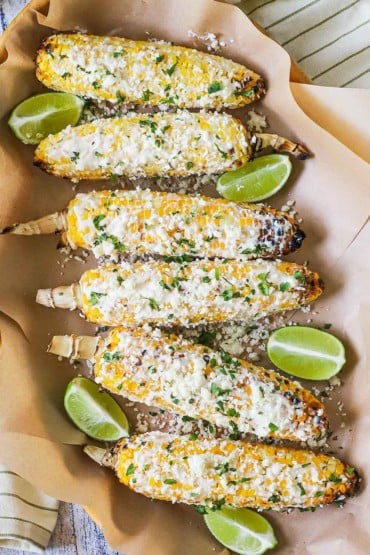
<box><xmin>49</xmin><ymin>326</ymin><xmax>328</xmax><ymax>442</ymax></box>
<box><xmin>36</xmin><ymin>33</ymin><xmax>265</xmax><ymax>110</ymax></box>
<box><xmin>84</xmin><ymin>431</ymin><xmax>358</xmax><ymax>510</ymax></box>
<box><xmin>0</xmin><ymin>189</ymin><xmax>306</xmax><ymax>259</ymax></box>
<box><xmin>33</xmin><ymin>111</ymin><xmax>309</xmax><ymax>181</ymax></box>
<box><xmin>36</xmin><ymin>259</ymin><xmax>323</xmax><ymax>327</ymax></box>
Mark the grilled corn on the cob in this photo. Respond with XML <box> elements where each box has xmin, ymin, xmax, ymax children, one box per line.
<box><xmin>36</xmin><ymin>259</ymin><xmax>323</xmax><ymax>327</ymax></box>
<box><xmin>34</xmin><ymin>111</ymin><xmax>309</xmax><ymax>181</ymax></box>
<box><xmin>0</xmin><ymin>189</ymin><xmax>306</xmax><ymax>259</ymax></box>
<box><xmin>85</xmin><ymin>431</ymin><xmax>358</xmax><ymax>510</ymax></box>
<box><xmin>49</xmin><ymin>326</ymin><xmax>328</xmax><ymax>442</ymax></box>
<box><xmin>36</xmin><ymin>33</ymin><xmax>265</xmax><ymax>110</ymax></box>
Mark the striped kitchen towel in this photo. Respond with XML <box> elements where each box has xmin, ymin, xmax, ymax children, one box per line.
<box><xmin>237</xmin><ymin>0</ymin><xmax>370</xmax><ymax>87</ymax></box>
<box><xmin>0</xmin><ymin>466</ymin><xmax>59</xmax><ymax>552</ymax></box>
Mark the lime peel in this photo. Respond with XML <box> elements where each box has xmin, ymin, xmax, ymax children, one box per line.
<box><xmin>216</xmin><ymin>154</ymin><xmax>292</xmax><ymax>202</ymax></box>
<box><xmin>267</xmin><ymin>326</ymin><xmax>346</xmax><ymax>381</ymax></box>
<box><xmin>8</xmin><ymin>92</ymin><xmax>84</xmax><ymax>145</ymax></box>
<box><xmin>204</xmin><ymin>507</ymin><xmax>277</xmax><ymax>555</ymax></box>
<box><xmin>64</xmin><ymin>376</ymin><xmax>129</xmax><ymax>441</ymax></box>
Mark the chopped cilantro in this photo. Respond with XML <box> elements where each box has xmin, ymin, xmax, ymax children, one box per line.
<box><xmin>155</xmin><ymin>54</ymin><xmax>164</xmax><ymax>63</ymax></box>
<box><xmin>294</xmin><ymin>270</ymin><xmax>306</xmax><ymax>282</ymax></box>
<box><xmin>258</xmin><ymin>282</ymin><xmax>270</xmax><ymax>296</ymax></box>
<box><xmin>102</xmin><ymin>351</ymin><xmax>122</xmax><ymax>362</ymax></box>
<box><xmin>189</xmin><ymin>433</ymin><xmax>198</xmax><ymax>441</ymax></box>
<box><xmin>142</xmin><ymin>89</ymin><xmax>152</xmax><ymax>102</ymax></box>
<box><xmin>208</xmin><ymin>81</ymin><xmax>224</xmax><ymax>94</ymax></box>
<box><xmin>89</xmin><ymin>292</ymin><xmax>107</xmax><ymax>306</ymax></box>
<box><xmin>297</xmin><ymin>482</ymin><xmax>306</xmax><ymax>496</ymax></box>
<box><xmin>116</xmin><ymin>91</ymin><xmax>125</xmax><ymax>104</ymax></box>
<box><xmin>92</xmin><ymin>80</ymin><xmax>101</xmax><ymax>89</ymax></box>
<box><xmin>159</xmin><ymin>279</ymin><xmax>171</xmax><ymax>290</ymax></box>
<box><xmin>234</xmin><ymin>88</ymin><xmax>255</xmax><ymax>98</ymax></box>
<box><xmin>221</xmin><ymin>288</ymin><xmax>239</xmax><ymax>301</ymax></box>
<box><xmin>268</xmin><ymin>494</ymin><xmax>281</xmax><ymax>503</ymax></box>
<box><xmin>113</xmin><ymin>51</ymin><xmax>123</xmax><ymax>58</ymax></box>
<box><xmin>164</xmin><ymin>56</ymin><xmax>179</xmax><ymax>76</ymax></box>
<box><xmin>109</xmin><ymin>234</ymin><xmax>126</xmax><ymax>253</ymax></box>
<box><xmin>163</xmin><ymin>254</ymin><xmax>195</xmax><ymax>264</ymax></box>
<box><xmin>196</xmin><ymin>330</ymin><xmax>216</xmax><ymax>348</ymax></box>
<box><xmin>186</xmin><ymin>161</ymin><xmax>194</xmax><ymax>170</ymax></box>
<box><xmin>93</xmin><ymin>215</ymin><xmax>106</xmax><ymax>231</ymax></box>
<box><xmin>109</xmin><ymin>172</ymin><xmax>120</xmax><ymax>182</ymax></box>
<box><xmin>195</xmin><ymin>505</ymin><xmax>208</xmax><ymax>514</ymax></box>
<box><xmin>126</xmin><ymin>463</ymin><xmax>135</xmax><ymax>476</ymax></box>
<box><xmin>228</xmin><ymin>420</ymin><xmax>240</xmax><ymax>440</ymax></box>
<box><xmin>241</xmin><ymin>244</ymin><xmax>269</xmax><ymax>256</ymax></box>
<box><xmin>163</xmin><ymin>478</ymin><xmax>177</xmax><ymax>485</ymax></box>
<box><xmin>215</xmin><ymin>462</ymin><xmax>236</xmax><ymax>475</ymax></box>
<box><xmin>268</xmin><ymin>422</ymin><xmax>279</xmax><ymax>432</ymax></box>
<box><xmin>210</xmin><ymin>383</ymin><xmax>231</xmax><ymax>397</ymax></box>
<box><xmin>226</xmin><ymin>408</ymin><xmax>239</xmax><ymax>417</ymax></box>
<box><xmin>139</xmin><ymin>119</ymin><xmax>158</xmax><ymax>133</ymax></box>
<box><xmin>70</xmin><ymin>151</ymin><xmax>80</xmax><ymax>162</ymax></box>
<box><xmin>146</xmin><ymin>297</ymin><xmax>160</xmax><ymax>310</ymax></box>
<box><xmin>211</xmin><ymin>498</ymin><xmax>226</xmax><ymax>511</ymax></box>
<box><xmin>279</xmin><ymin>282</ymin><xmax>291</xmax><ymax>292</ymax></box>
<box><xmin>215</xmin><ymin>143</ymin><xmax>228</xmax><ymax>160</ymax></box>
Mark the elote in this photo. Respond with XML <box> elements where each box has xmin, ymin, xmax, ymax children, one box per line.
<box><xmin>36</xmin><ymin>259</ymin><xmax>323</xmax><ymax>327</ymax></box>
<box><xmin>49</xmin><ymin>326</ymin><xmax>328</xmax><ymax>442</ymax></box>
<box><xmin>84</xmin><ymin>431</ymin><xmax>358</xmax><ymax>510</ymax></box>
<box><xmin>36</xmin><ymin>33</ymin><xmax>265</xmax><ymax>110</ymax></box>
<box><xmin>33</xmin><ymin>111</ymin><xmax>309</xmax><ymax>181</ymax></box>
<box><xmin>0</xmin><ymin>189</ymin><xmax>306</xmax><ymax>260</ymax></box>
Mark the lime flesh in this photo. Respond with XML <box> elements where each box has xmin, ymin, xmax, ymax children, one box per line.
<box><xmin>217</xmin><ymin>154</ymin><xmax>292</xmax><ymax>202</ymax></box>
<box><xmin>8</xmin><ymin>92</ymin><xmax>84</xmax><ymax>144</ymax></box>
<box><xmin>64</xmin><ymin>376</ymin><xmax>129</xmax><ymax>441</ymax></box>
<box><xmin>204</xmin><ymin>507</ymin><xmax>277</xmax><ymax>555</ymax></box>
<box><xmin>267</xmin><ymin>326</ymin><xmax>346</xmax><ymax>380</ymax></box>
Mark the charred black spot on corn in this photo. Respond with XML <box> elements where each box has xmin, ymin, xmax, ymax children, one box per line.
<box><xmin>288</xmin><ymin>229</ymin><xmax>306</xmax><ymax>251</ymax></box>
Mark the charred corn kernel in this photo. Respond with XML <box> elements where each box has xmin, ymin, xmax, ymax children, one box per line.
<box><xmin>49</xmin><ymin>326</ymin><xmax>328</xmax><ymax>443</ymax></box>
<box><xmin>0</xmin><ymin>190</ymin><xmax>306</xmax><ymax>260</ymax></box>
<box><xmin>85</xmin><ymin>431</ymin><xmax>358</xmax><ymax>510</ymax></box>
<box><xmin>36</xmin><ymin>259</ymin><xmax>323</xmax><ymax>327</ymax></box>
<box><xmin>36</xmin><ymin>33</ymin><xmax>265</xmax><ymax>110</ymax></box>
<box><xmin>34</xmin><ymin>111</ymin><xmax>250</xmax><ymax>180</ymax></box>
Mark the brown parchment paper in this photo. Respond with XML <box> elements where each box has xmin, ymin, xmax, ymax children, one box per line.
<box><xmin>0</xmin><ymin>1</ymin><xmax>369</xmax><ymax>553</ymax></box>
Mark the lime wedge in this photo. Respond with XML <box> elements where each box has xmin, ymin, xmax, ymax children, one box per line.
<box><xmin>8</xmin><ymin>92</ymin><xmax>84</xmax><ymax>144</ymax></box>
<box><xmin>204</xmin><ymin>507</ymin><xmax>277</xmax><ymax>555</ymax></box>
<box><xmin>217</xmin><ymin>154</ymin><xmax>292</xmax><ymax>202</ymax></box>
<box><xmin>267</xmin><ymin>326</ymin><xmax>346</xmax><ymax>380</ymax></box>
<box><xmin>64</xmin><ymin>376</ymin><xmax>129</xmax><ymax>441</ymax></box>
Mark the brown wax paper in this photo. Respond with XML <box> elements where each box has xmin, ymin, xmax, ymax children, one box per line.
<box><xmin>0</xmin><ymin>0</ymin><xmax>369</xmax><ymax>553</ymax></box>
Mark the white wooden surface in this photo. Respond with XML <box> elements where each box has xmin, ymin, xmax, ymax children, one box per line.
<box><xmin>0</xmin><ymin>503</ymin><xmax>123</xmax><ymax>554</ymax></box>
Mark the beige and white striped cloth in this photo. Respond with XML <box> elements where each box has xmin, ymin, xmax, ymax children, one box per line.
<box><xmin>0</xmin><ymin>467</ymin><xmax>58</xmax><ymax>553</ymax></box>
<box><xmin>236</xmin><ymin>0</ymin><xmax>370</xmax><ymax>87</ymax></box>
